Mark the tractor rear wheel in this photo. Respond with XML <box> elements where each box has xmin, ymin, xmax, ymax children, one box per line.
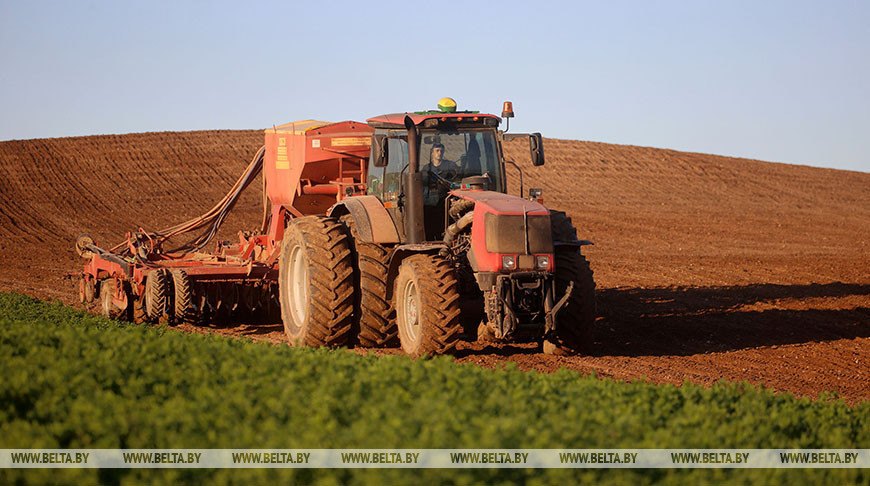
<box><xmin>394</xmin><ymin>254</ymin><xmax>462</xmax><ymax>357</ymax></box>
<box><xmin>279</xmin><ymin>216</ymin><xmax>354</xmax><ymax>347</ymax></box>
<box><xmin>170</xmin><ymin>269</ymin><xmax>197</xmax><ymax>326</ymax></box>
<box><xmin>340</xmin><ymin>215</ymin><xmax>398</xmax><ymax>348</ymax></box>
<box><xmin>143</xmin><ymin>269</ymin><xmax>171</xmax><ymax>323</ymax></box>
<box><xmin>544</xmin><ymin>250</ymin><xmax>596</xmax><ymax>355</ymax></box>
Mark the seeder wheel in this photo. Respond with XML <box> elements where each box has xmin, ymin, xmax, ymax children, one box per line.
<box><xmin>170</xmin><ymin>269</ymin><xmax>198</xmax><ymax>326</ymax></box>
<box><xmin>132</xmin><ymin>296</ymin><xmax>147</xmax><ymax>324</ymax></box>
<box><xmin>84</xmin><ymin>276</ymin><xmax>95</xmax><ymax>303</ymax></box>
<box><xmin>100</xmin><ymin>279</ymin><xmax>128</xmax><ymax>320</ymax></box>
<box><xmin>208</xmin><ymin>283</ymin><xmax>231</xmax><ymax>326</ymax></box>
<box><xmin>78</xmin><ymin>276</ymin><xmax>94</xmax><ymax>304</ymax></box>
<box><xmin>143</xmin><ymin>269</ymin><xmax>171</xmax><ymax>323</ymax></box>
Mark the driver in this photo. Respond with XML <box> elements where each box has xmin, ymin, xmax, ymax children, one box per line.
<box><xmin>421</xmin><ymin>143</ymin><xmax>459</xmax><ymax>206</ymax></box>
<box><xmin>421</xmin><ymin>143</ymin><xmax>459</xmax><ymax>179</ymax></box>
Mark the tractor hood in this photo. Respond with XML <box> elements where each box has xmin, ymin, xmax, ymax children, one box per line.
<box><xmin>450</xmin><ymin>190</ymin><xmax>549</xmax><ymax>216</ymax></box>
<box><xmin>450</xmin><ymin>190</ymin><xmax>554</xmax><ymax>274</ymax></box>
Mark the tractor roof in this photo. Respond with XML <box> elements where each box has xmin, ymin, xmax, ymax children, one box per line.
<box><xmin>366</xmin><ymin>111</ymin><xmax>501</xmax><ymax>129</ymax></box>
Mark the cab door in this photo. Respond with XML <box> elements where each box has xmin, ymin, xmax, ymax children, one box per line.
<box><xmin>366</xmin><ymin>130</ymin><xmax>409</xmax><ymax>240</ymax></box>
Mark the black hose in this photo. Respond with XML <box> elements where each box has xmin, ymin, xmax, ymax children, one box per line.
<box><xmin>163</xmin><ymin>147</ymin><xmax>265</xmax><ymax>253</ymax></box>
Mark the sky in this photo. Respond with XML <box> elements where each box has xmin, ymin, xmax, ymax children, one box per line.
<box><xmin>1</xmin><ymin>0</ymin><xmax>868</xmax><ymax>172</ymax></box>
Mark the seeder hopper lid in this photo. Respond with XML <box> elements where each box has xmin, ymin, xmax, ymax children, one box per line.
<box><xmin>266</xmin><ymin>120</ymin><xmax>332</xmax><ymax>135</ymax></box>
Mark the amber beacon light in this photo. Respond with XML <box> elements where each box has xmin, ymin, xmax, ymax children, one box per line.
<box><xmin>501</xmin><ymin>101</ymin><xmax>514</xmax><ymax>118</ymax></box>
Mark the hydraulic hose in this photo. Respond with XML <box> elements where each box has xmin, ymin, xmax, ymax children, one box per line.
<box><xmin>111</xmin><ymin>146</ymin><xmax>266</xmax><ymax>254</ymax></box>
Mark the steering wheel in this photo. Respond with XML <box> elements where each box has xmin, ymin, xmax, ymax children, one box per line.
<box><xmin>430</xmin><ymin>170</ymin><xmax>459</xmax><ymax>189</ymax></box>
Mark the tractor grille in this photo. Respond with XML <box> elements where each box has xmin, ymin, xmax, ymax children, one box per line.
<box><xmin>484</xmin><ymin>213</ymin><xmax>553</xmax><ymax>254</ymax></box>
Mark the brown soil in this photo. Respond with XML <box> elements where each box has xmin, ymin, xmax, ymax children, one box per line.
<box><xmin>1</xmin><ymin>130</ymin><xmax>867</xmax><ymax>403</ymax></box>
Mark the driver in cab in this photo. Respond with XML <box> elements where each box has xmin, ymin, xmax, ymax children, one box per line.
<box><xmin>422</xmin><ymin>143</ymin><xmax>458</xmax><ymax>179</ymax></box>
<box><xmin>421</xmin><ymin>143</ymin><xmax>459</xmax><ymax>205</ymax></box>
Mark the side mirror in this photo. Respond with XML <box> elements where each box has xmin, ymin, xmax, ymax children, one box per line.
<box><xmin>372</xmin><ymin>134</ymin><xmax>387</xmax><ymax>167</ymax></box>
<box><xmin>529</xmin><ymin>132</ymin><xmax>545</xmax><ymax>166</ymax></box>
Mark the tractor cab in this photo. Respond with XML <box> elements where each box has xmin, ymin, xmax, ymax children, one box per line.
<box><xmin>365</xmin><ymin>98</ymin><xmax>541</xmax><ymax>241</ymax></box>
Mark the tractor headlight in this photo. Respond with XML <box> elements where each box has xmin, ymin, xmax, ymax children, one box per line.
<box><xmin>536</xmin><ymin>255</ymin><xmax>550</xmax><ymax>270</ymax></box>
<box><xmin>502</xmin><ymin>255</ymin><xmax>516</xmax><ymax>270</ymax></box>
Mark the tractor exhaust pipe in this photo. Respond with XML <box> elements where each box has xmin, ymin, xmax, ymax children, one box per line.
<box><xmin>403</xmin><ymin>115</ymin><xmax>425</xmax><ymax>244</ymax></box>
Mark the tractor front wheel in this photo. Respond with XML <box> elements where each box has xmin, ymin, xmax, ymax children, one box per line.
<box><xmin>544</xmin><ymin>250</ymin><xmax>596</xmax><ymax>355</ymax></box>
<box><xmin>279</xmin><ymin>216</ymin><xmax>354</xmax><ymax>347</ymax></box>
<box><xmin>394</xmin><ymin>254</ymin><xmax>462</xmax><ymax>357</ymax></box>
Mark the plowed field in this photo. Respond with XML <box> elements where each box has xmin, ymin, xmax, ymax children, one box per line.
<box><xmin>1</xmin><ymin>130</ymin><xmax>867</xmax><ymax>403</ymax></box>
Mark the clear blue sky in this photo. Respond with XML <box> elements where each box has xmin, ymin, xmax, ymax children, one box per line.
<box><xmin>1</xmin><ymin>0</ymin><xmax>868</xmax><ymax>172</ymax></box>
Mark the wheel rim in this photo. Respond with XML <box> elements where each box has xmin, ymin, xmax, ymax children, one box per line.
<box><xmin>402</xmin><ymin>278</ymin><xmax>419</xmax><ymax>343</ymax></box>
<box><xmin>286</xmin><ymin>244</ymin><xmax>309</xmax><ymax>327</ymax></box>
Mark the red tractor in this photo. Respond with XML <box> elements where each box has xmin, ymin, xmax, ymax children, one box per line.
<box><xmin>75</xmin><ymin>98</ymin><xmax>595</xmax><ymax>356</ymax></box>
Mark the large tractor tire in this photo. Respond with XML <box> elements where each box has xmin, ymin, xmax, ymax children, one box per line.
<box><xmin>279</xmin><ymin>216</ymin><xmax>354</xmax><ymax>347</ymax></box>
<box><xmin>549</xmin><ymin>210</ymin><xmax>579</xmax><ymax>243</ymax></box>
<box><xmin>340</xmin><ymin>215</ymin><xmax>398</xmax><ymax>348</ymax></box>
<box><xmin>170</xmin><ymin>269</ymin><xmax>197</xmax><ymax>326</ymax></box>
<box><xmin>544</xmin><ymin>250</ymin><xmax>596</xmax><ymax>355</ymax></box>
<box><xmin>394</xmin><ymin>254</ymin><xmax>462</xmax><ymax>357</ymax></box>
<box><xmin>143</xmin><ymin>269</ymin><xmax>171</xmax><ymax>323</ymax></box>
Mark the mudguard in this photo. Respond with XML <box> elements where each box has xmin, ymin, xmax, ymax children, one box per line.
<box><xmin>328</xmin><ymin>195</ymin><xmax>400</xmax><ymax>244</ymax></box>
<box><xmin>384</xmin><ymin>243</ymin><xmax>446</xmax><ymax>300</ymax></box>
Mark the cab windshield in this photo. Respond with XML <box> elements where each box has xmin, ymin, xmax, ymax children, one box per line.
<box><xmin>366</xmin><ymin>127</ymin><xmax>503</xmax><ymax>204</ymax></box>
<box><xmin>419</xmin><ymin>129</ymin><xmax>502</xmax><ymax>191</ymax></box>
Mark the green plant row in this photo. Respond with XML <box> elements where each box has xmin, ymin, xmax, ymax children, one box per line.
<box><xmin>0</xmin><ymin>293</ymin><xmax>867</xmax><ymax>485</ymax></box>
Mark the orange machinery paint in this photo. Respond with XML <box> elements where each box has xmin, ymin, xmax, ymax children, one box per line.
<box><xmin>263</xmin><ymin>120</ymin><xmax>374</xmax><ymax>218</ymax></box>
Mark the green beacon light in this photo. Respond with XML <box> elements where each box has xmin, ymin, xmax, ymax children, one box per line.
<box><xmin>437</xmin><ymin>97</ymin><xmax>457</xmax><ymax>113</ymax></box>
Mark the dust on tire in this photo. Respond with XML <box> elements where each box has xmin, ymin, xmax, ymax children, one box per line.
<box><xmin>278</xmin><ymin>216</ymin><xmax>354</xmax><ymax>347</ymax></box>
<box><xmin>394</xmin><ymin>254</ymin><xmax>462</xmax><ymax>357</ymax></box>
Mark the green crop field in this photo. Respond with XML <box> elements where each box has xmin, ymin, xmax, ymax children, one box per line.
<box><xmin>1</xmin><ymin>292</ymin><xmax>867</xmax><ymax>485</ymax></box>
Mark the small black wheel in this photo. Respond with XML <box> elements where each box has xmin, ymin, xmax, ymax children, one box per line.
<box><xmin>143</xmin><ymin>269</ymin><xmax>171</xmax><ymax>323</ymax></box>
<box><xmin>132</xmin><ymin>296</ymin><xmax>147</xmax><ymax>324</ymax></box>
<box><xmin>170</xmin><ymin>269</ymin><xmax>197</xmax><ymax>326</ymax></box>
